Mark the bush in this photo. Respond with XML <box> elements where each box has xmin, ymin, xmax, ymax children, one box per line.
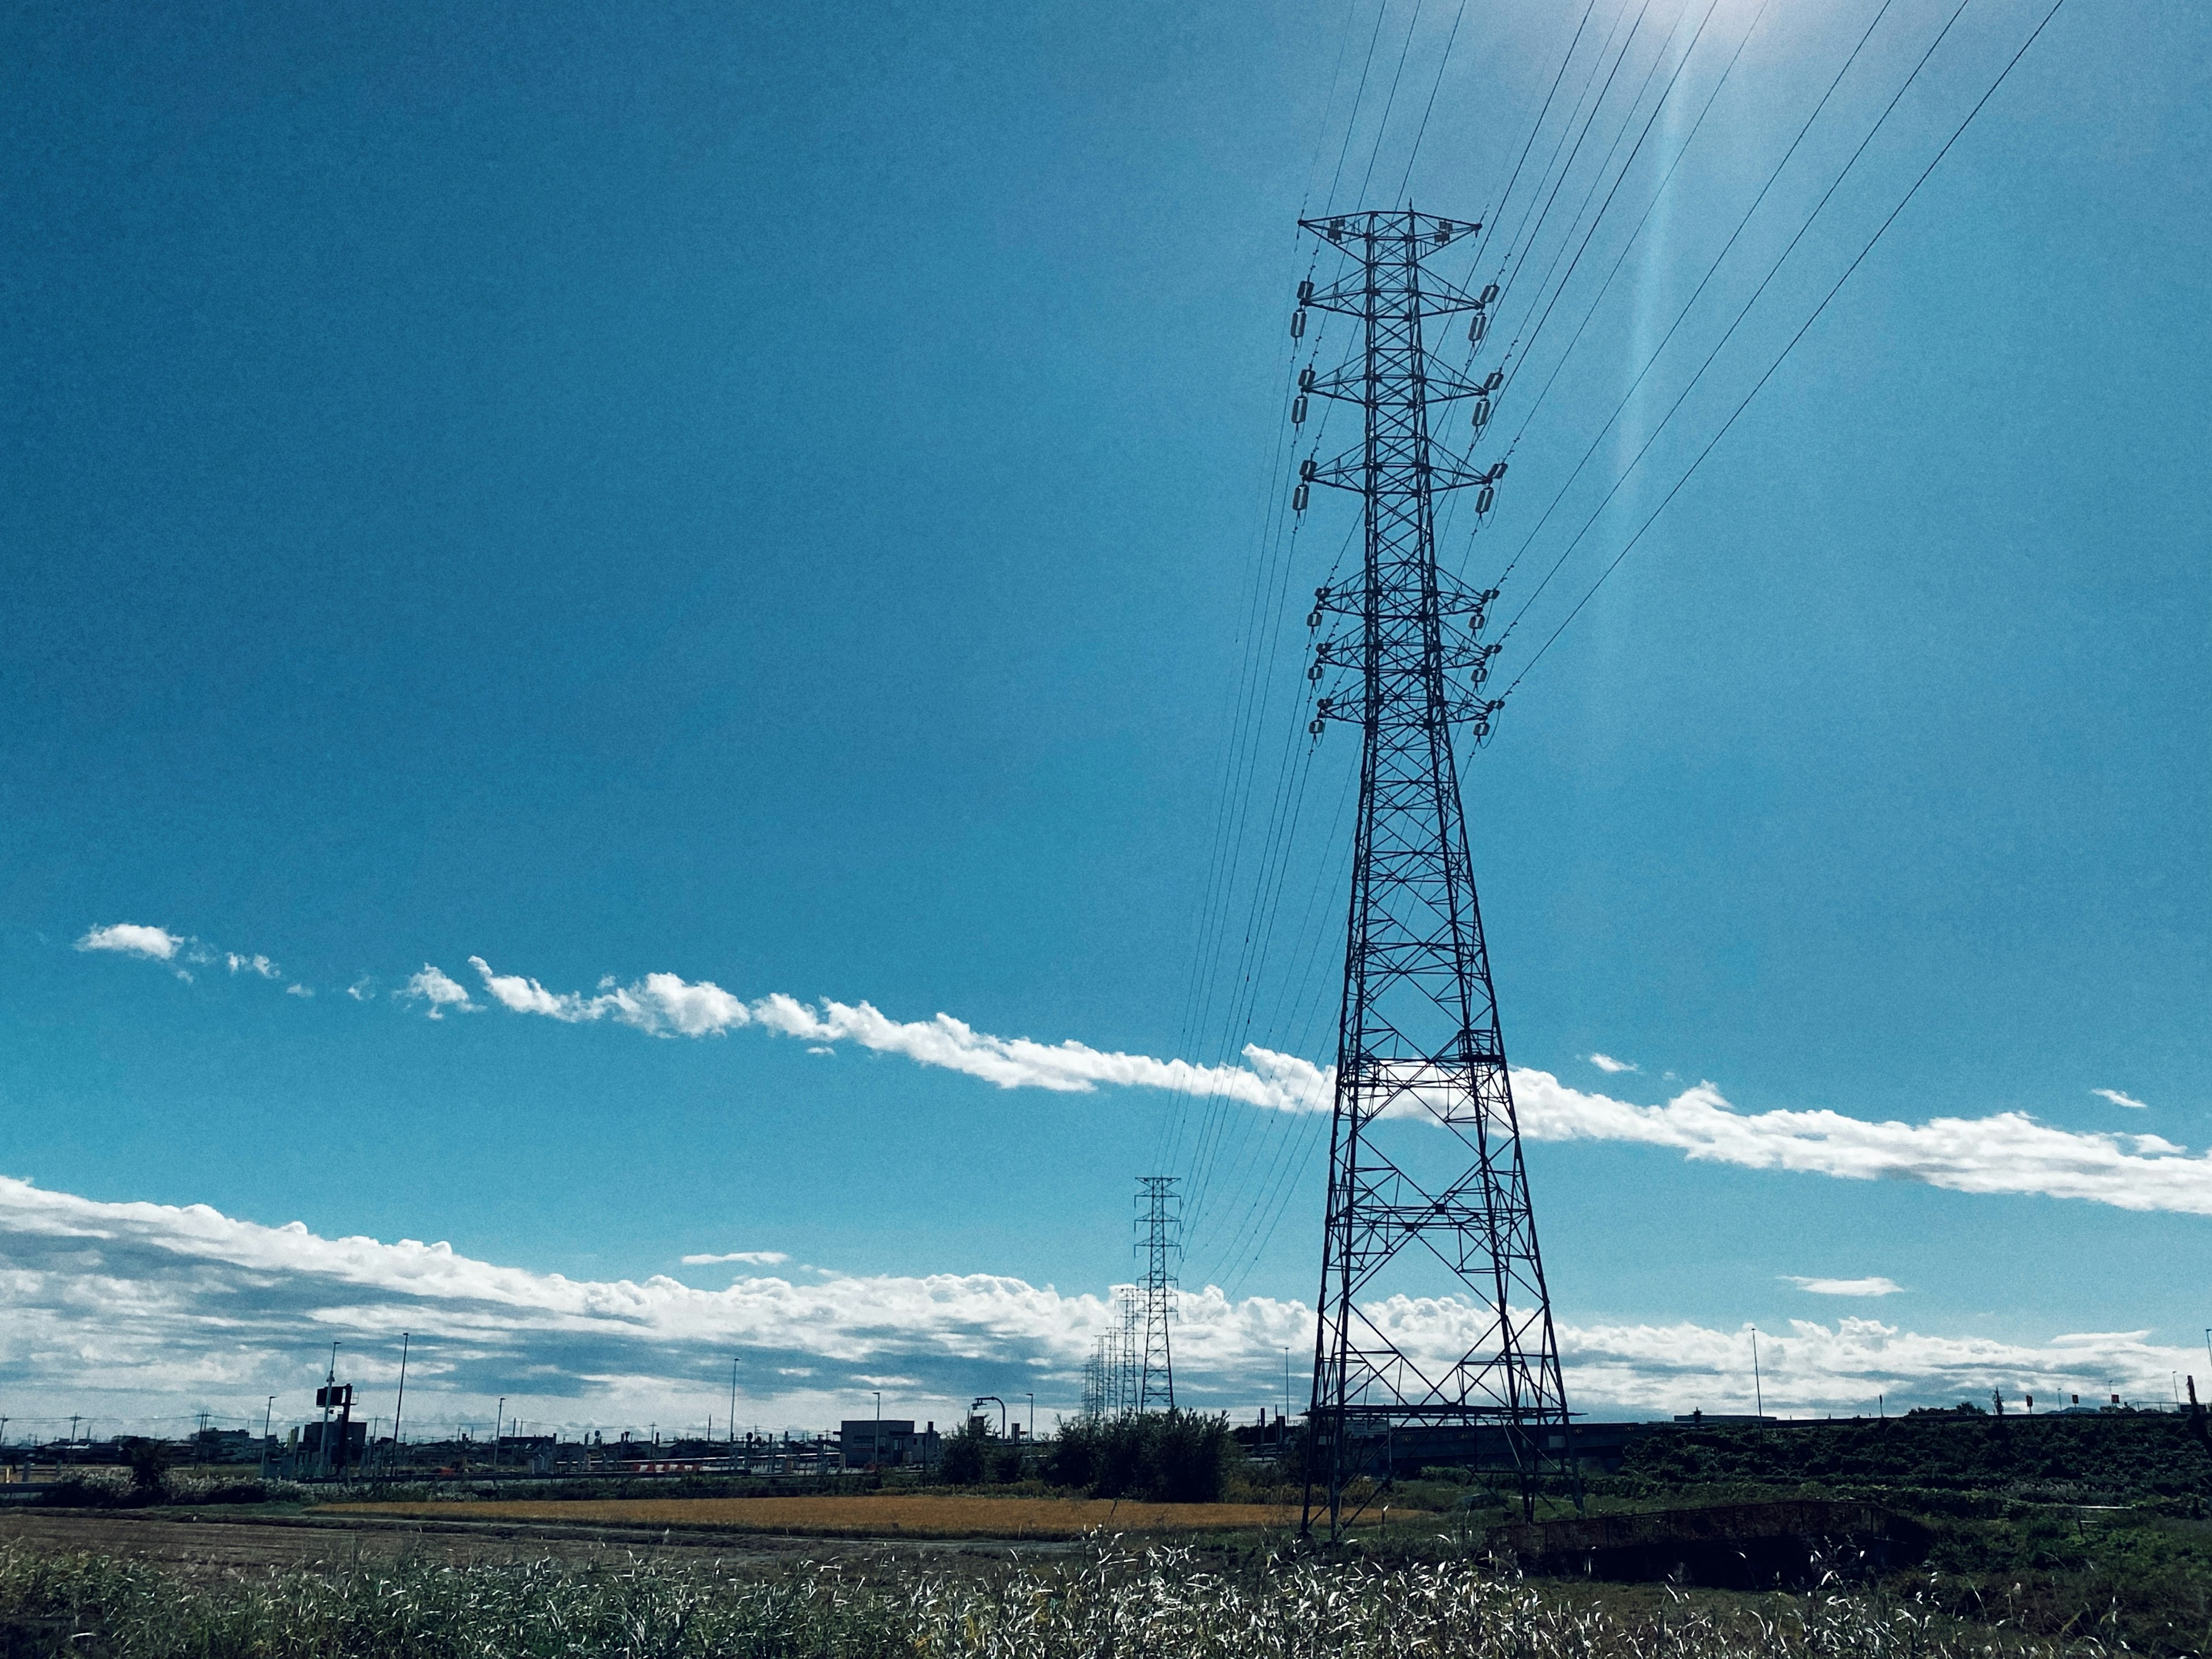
<box><xmin>1048</xmin><ymin>1411</ymin><xmax>1237</xmax><ymax>1503</ymax></box>
<box><xmin>941</xmin><ymin>1421</ymin><xmax>990</xmax><ymax>1486</ymax></box>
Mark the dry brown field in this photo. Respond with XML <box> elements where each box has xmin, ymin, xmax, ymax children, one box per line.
<box><xmin>327</xmin><ymin>1493</ymin><xmax>1340</xmax><ymax>1539</ymax></box>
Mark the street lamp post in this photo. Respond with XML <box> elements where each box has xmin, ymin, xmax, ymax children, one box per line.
<box><xmin>492</xmin><ymin>1396</ymin><xmax>505</xmax><ymax>1481</ymax></box>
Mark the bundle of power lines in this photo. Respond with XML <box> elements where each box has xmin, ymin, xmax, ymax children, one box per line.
<box><xmin>1155</xmin><ymin>0</ymin><xmax>2070</xmax><ymax>1299</ymax></box>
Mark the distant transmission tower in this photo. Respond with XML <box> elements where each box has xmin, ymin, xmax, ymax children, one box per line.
<box><xmin>1134</xmin><ymin>1176</ymin><xmax>1179</xmax><ymax>1410</ymax></box>
<box><xmin>1082</xmin><ymin>1338</ymin><xmax>1108</xmax><ymax>1421</ymax></box>
<box><xmin>1291</xmin><ymin>207</ymin><xmax>1575</xmax><ymax>1537</ymax></box>
<box><xmin>1117</xmin><ymin>1286</ymin><xmax>1141</xmax><ymax>1414</ymax></box>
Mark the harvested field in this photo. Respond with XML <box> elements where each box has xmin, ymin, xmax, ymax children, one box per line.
<box><xmin>328</xmin><ymin>1493</ymin><xmax>1330</xmax><ymax>1538</ymax></box>
<box><xmin>0</xmin><ymin>1508</ymin><xmax>1067</xmax><ymax>1580</ymax></box>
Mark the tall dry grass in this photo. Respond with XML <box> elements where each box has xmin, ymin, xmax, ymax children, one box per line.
<box><xmin>0</xmin><ymin>1538</ymin><xmax>2123</xmax><ymax>1658</ymax></box>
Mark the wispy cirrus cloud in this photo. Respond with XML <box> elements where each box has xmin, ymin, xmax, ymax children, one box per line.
<box><xmin>0</xmin><ymin>1176</ymin><xmax>2190</xmax><ymax>1436</ymax></box>
<box><xmin>2092</xmin><ymin>1088</ymin><xmax>2148</xmax><ymax>1111</ymax></box>
<box><xmin>1785</xmin><ymin>1275</ymin><xmax>1905</xmax><ymax>1297</ymax></box>
<box><xmin>1586</xmin><ymin>1052</ymin><xmax>1638</xmax><ymax>1074</ymax></box>
<box><xmin>683</xmin><ymin>1250</ymin><xmax>790</xmax><ymax>1266</ymax></box>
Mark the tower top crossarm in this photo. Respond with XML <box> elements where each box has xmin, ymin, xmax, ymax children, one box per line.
<box><xmin>1296</xmin><ymin>209</ymin><xmax>1490</xmax><ymax>316</ymax></box>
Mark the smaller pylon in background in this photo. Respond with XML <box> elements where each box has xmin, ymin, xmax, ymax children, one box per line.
<box><xmin>1135</xmin><ymin>1176</ymin><xmax>1180</xmax><ymax>1411</ymax></box>
<box><xmin>1118</xmin><ymin>1286</ymin><xmax>1141</xmax><ymax>1412</ymax></box>
<box><xmin>1082</xmin><ymin>1339</ymin><xmax>1106</xmax><ymax>1420</ymax></box>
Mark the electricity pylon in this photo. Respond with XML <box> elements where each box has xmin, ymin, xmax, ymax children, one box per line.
<box><xmin>1134</xmin><ymin>1176</ymin><xmax>1179</xmax><ymax>1410</ymax></box>
<box><xmin>1291</xmin><ymin>207</ymin><xmax>1575</xmax><ymax>1537</ymax></box>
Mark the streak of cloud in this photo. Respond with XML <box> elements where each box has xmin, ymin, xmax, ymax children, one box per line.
<box><xmin>1785</xmin><ymin>1275</ymin><xmax>1905</xmax><ymax>1297</ymax></box>
<box><xmin>463</xmin><ymin>958</ymin><xmax>2212</xmax><ymax>1218</ymax></box>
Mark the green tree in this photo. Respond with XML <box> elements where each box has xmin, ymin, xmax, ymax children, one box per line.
<box><xmin>941</xmin><ymin>1419</ymin><xmax>989</xmax><ymax>1486</ymax></box>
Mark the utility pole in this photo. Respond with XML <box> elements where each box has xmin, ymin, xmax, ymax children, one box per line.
<box><xmin>729</xmin><ymin>1358</ymin><xmax>740</xmax><ymax>1450</ymax></box>
<box><xmin>317</xmin><ymin>1343</ymin><xmax>340</xmax><ymax>1479</ymax></box>
<box><xmin>391</xmin><ymin>1333</ymin><xmax>410</xmax><ymax>1480</ymax></box>
<box><xmin>1134</xmin><ymin>1177</ymin><xmax>1179</xmax><ymax>1411</ymax></box>
<box><xmin>1291</xmin><ymin>207</ymin><xmax>1571</xmax><ymax>1540</ymax></box>
<box><xmin>261</xmin><ymin>1397</ymin><xmax>275</xmax><ymax>1479</ymax></box>
<box><xmin>1752</xmin><ymin>1328</ymin><xmax>1765</xmax><ymax>1422</ymax></box>
<box><xmin>492</xmin><ymin>1396</ymin><xmax>505</xmax><ymax>1481</ymax></box>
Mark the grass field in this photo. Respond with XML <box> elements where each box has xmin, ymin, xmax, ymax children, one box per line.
<box><xmin>326</xmin><ymin>1493</ymin><xmax>1340</xmax><ymax>1538</ymax></box>
<box><xmin>0</xmin><ymin>1539</ymin><xmax>2073</xmax><ymax>1658</ymax></box>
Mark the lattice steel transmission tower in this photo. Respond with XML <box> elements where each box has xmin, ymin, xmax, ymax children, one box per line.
<box><xmin>1291</xmin><ymin>207</ymin><xmax>1575</xmax><ymax>1537</ymax></box>
<box><xmin>1116</xmin><ymin>1286</ymin><xmax>1141</xmax><ymax>1412</ymax></box>
<box><xmin>1134</xmin><ymin>1176</ymin><xmax>1179</xmax><ymax>1410</ymax></box>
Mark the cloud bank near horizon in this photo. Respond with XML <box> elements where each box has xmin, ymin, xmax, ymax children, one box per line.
<box><xmin>0</xmin><ymin>1176</ymin><xmax>2190</xmax><ymax>1439</ymax></box>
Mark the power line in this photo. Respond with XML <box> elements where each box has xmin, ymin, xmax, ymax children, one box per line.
<box><xmin>1499</xmin><ymin>0</ymin><xmax>1982</xmax><ymax>653</ymax></box>
<box><xmin>1498</xmin><ymin>0</ymin><xmax>2071</xmax><ymax>699</ymax></box>
<box><xmin>1354</xmin><ymin>0</ymin><xmax>1429</xmax><ymax>206</ymax></box>
<box><xmin>1492</xmin><ymin>0</ymin><xmax>1722</xmax><ymax>421</ymax></box>
<box><xmin>1490</xmin><ymin>0</ymin><xmax>1777</xmax><ymax>468</ymax></box>
<box><xmin>1394</xmin><ymin>0</ymin><xmax>1472</xmax><ymax>201</ymax></box>
<box><xmin>1489</xmin><ymin>0</ymin><xmax>1912</xmax><ymax>617</ymax></box>
<box><xmin>1324</xmin><ymin>0</ymin><xmax>1396</xmax><ymax>212</ymax></box>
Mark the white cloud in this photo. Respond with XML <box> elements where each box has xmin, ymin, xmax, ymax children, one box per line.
<box><xmin>683</xmin><ymin>1251</ymin><xmax>790</xmax><ymax>1266</ymax></box>
<box><xmin>1509</xmin><ymin>1070</ymin><xmax>2212</xmax><ymax>1216</ymax></box>
<box><xmin>347</xmin><ymin>978</ymin><xmax>377</xmax><ymax>1002</ymax></box>
<box><xmin>1587</xmin><ymin>1052</ymin><xmax>1638</xmax><ymax>1074</ymax></box>
<box><xmin>285</xmin><ymin>984</ymin><xmax>313</xmax><ymax>998</ymax></box>
<box><xmin>0</xmin><ymin>1176</ymin><xmax>2194</xmax><ymax>1434</ymax></box>
<box><xmin>452</xmin><ymin>959</ymin><xmax>2212</xmax><ymax>1219</ymax></box>
<box><xmin>1785</xmin><ymin>1275</ymin><xmax>1904</xmax><ymax>1297</ymax></box>
<box><xmin>400</xmin><ymin>964</ymin><xmax>475</xmax><ymax>1018</ymax></box>
<box><xmin>2093</xmin><ymin>1088</ymin><xmax>2148</xmax><ymax>1111</ymax></box>
<box><xmin>75</xmin><ymin>923</ymin><xmax>182</xmax><ymax>961</ymax></box>
<box><xmin>467</xmin><ymin>957</ymin><xmax>1325</xmax><ymax>1110</ymax></box>
<box><xmin>226</xmin><ymin>953</ymin><xmax>281</xmax><ymax>979</ymax></box>
<box><xmin>467</xmin><ymin>959</ymin><xmax>751</xmax><ymax>1037</ymax></box>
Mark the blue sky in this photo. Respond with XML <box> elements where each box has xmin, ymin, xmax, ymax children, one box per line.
<box><xmin>1</xmin><ymin>0</ymin><xmax>2207</xmax><ymax>1439</ymax></box>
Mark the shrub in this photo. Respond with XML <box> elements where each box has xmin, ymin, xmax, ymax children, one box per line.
<box><xmin>1048</xmin><ymin>1410</ymin><xmax>1236</xmax><ymax>1503</ymax></box>
<box><xmin>941</xmin><ymin>1420</ymin><xmax>989</xmax><ymax>1486</ymax></box>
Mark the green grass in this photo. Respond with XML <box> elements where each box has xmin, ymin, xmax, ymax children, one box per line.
<box><xmin>0</xmin><ymin>1539</ymin><xmax>2166</xmax><ymax>1659</ymax></box>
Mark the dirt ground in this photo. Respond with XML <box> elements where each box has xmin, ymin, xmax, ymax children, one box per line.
<box><xmin>0</xmin><ymin>1507</ymin><xmax>1071</xmax><ymax>1580</ymax></box>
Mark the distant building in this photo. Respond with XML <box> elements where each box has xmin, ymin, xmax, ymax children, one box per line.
<box><xmin>839</xmin><ymin>1419</ymin><xmax>939</xmax><ymax>1469</ymax></box>
<box><xmin>302</xmin><ymin>1419</ymin><xmax>367</xmax><ymax>1468</ymax></box>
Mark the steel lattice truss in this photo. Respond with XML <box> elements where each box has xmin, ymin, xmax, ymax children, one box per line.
<box><xmin>1293</xmin><ymin>209</ymin><xmax>1574</xmax><ymax>1540</ymax></box>
<box><xmin>1135</xmin><ymin>1176</ymin><xmax>1179</xmax><ymax>1411</ymax></box>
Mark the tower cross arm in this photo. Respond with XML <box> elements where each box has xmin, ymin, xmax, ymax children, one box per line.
<box><xmin>1304</xmin><ymin>449</ymin><xmax>1505</xmax><ymax>493</ymax></box>
<box><xmin>1300</xmin><ymin>362</ymin><xmax>1497</xmax><ymax>404</ymax></box>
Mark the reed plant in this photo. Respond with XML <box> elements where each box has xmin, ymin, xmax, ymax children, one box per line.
<box><xmin>0</xmin><ymin>1537</ymin><xmax>2129</xmax><ymax>1658</ymax></box>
